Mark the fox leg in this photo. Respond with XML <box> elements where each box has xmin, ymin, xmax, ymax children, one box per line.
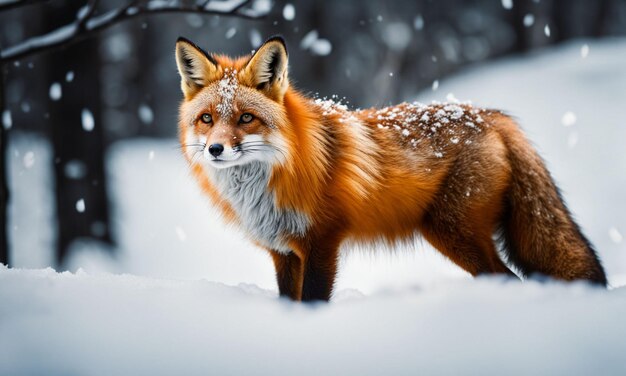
<box><xmin>270</xmin><ymin>251</ymin><xmax>303</xmax><ymax>301</ymax></box>
<box><xmin>420</xmin><ymin>137</ymin><xmax>517</xmax><ymax>277</ymax></box>
<box><xmin>420</xmin><ymin>191</ymin><xmax>515</xmax><ymax>276</ymax></box>
<box><xmin>299</xmin><ymin>242</ymin><xmax>340</xmax><ymax>302</ymax></box>
<box><xmin>421</xmin><ymin>225</ymin><xmax>514</xmax><ymax>276</ymax></box>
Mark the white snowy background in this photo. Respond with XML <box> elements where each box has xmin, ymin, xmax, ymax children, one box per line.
<box><xmin>2</xmin><ymin>39</ymin><xmax>626</xmax><ymax>375</ymax></box>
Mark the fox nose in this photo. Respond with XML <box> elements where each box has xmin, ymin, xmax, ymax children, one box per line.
<box><xmin>208</xmin><ymin>144</ymin><xmax>224</xmax><ymax>157</ymax></box>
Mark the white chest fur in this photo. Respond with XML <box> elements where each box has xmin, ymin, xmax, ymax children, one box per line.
<box><xmin>210</xmin><ymin>161</ymin><xmax>309</xmax><ymax>253</ymax></box>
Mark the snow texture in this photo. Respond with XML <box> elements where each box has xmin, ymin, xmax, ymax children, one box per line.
<box><xmin>1</xmin><ymin>266</ymin><xmax>625</xmax><ymax>376</ymax></box>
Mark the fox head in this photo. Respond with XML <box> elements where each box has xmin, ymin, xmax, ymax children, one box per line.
<box><xmin>176</xmin><ymin>36</ymin><xmax>290</xmax><ymax>169</ymax></box>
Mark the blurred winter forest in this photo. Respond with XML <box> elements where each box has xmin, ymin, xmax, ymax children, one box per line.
<box><xmin>0</xmin><ymin>0</ymin><xmax>625</xmax><ymax>267</ymax></box>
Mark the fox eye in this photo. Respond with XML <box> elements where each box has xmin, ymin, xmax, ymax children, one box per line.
<box><xmin>200</xmin><ymin>113</ymin><xmax>212</xmax><ymax>124</ymax></box>
<box><xmin>239</xmin><ymin>113</ymin><xmax>254</xmax><ymax>124</ymax></box>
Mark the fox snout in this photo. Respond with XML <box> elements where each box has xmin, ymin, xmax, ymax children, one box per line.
<box><xmin>207</xmin><ymin>143</ymin><xmax>224</xmax><ymax>157</ymax></box>
<box><xmin>202</xmin><ymin>141</ymin><xmax>241</xmax><ymax>167</ymax></box>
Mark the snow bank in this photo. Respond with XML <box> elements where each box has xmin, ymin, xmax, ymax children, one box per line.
<box><xmin>1</xmin><ymin>265</ymin><xmax>625</xmax><ymax>375</ymax></box>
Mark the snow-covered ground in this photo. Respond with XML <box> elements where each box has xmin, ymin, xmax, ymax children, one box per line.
<box><xmin>1</xmin><ymin>265</ymin><xmax>625</xmax><ymax>375</ymax></box>
<box><xmin>2</xmin><ymin>39</ymin><xmax>626</xmax><ymax>374</ymax></box>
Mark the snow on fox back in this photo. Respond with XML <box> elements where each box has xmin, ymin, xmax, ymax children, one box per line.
<box><xmin>361</xmin><ymin>100</ymin><xmax>492</xmax><ymax>158</ymax></box>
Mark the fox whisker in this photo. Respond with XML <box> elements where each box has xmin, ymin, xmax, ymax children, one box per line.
<box><xmin>241</xmin><ymin>145</ymin><xmax>287</xmax><ymax>159</ymax></box>
<box><xmin>189</xmin><ymin>149</ymin><xmax>204</xmax><ymax>165</ymax></box>
<box><xmin>239</xmin><ymin>142</ymin><xmax>287</xmax><ymax>155</ymax></box>
<box><xmin>176</xmin><ymin>143</ymin><xmax>206</xmax><ymax>149</ymax></box>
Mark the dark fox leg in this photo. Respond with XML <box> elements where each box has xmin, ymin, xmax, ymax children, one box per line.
<box><xmin>299</xmin><ymin>241</ymin><xmax>340</xmax><ymax>302</ymax></box>
<box><xmin>420</xmin><ymin>132</ymin><xmax>516</xmax><ymax>277</ymax></box>
<box><xmin>271</xmin><ymin>251</ymin><xmax>303</xmax><ymax>301</ymax></box>
<box><xmin>421</xmin><ymin>221</ymin><xmax>515</xmax><ymax>277</ymax></box>
<box><xmin>270</xmin><ymin>239</ymin><xmax>340</xmax><ymax>302</ymax></box>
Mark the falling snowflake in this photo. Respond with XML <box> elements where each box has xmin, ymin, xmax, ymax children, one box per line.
<box><xmin>249</xmin><ymin>29</ymin><xmax>262</xmax><ymax>48</ymax></box>
<box><xmin>225</xmin><ymin>27</ymin><xmax>237</xmax><ymax>39</ymax></box>
<box><xmin>64</xmin><ymin>159</ymin><xmax>87</xmax><ymax>179</ymax></box>
<box><xmin>282</xmin><ymin>3</ymin><xmax>295</xmax><ymax>21</ymax></box>
<box><xmin>413</xmin><ymin>15</ymin><xmax>424</xmax><ymax>30</ymax></box>
<box><xmin>561</xmin><ymin>111</ymin><xmax>576</xmax><ymax>127</ymax></box>
<box><xmin>49</xmin><ymin>82</ymin><xmax>62</xmax><ymax>101</ymax></box>
<box><xmin>2</xmin><ymin>109</ymin><xmax>11</xmax><ymax>130</ymax></box>
<box><xmin>76</xmin><ymin>199</ymin><xmax>86</xmax><ymax>213</ymax></box>
<box><xmin>523</xmin><ymin>14</ymin><xmax>535</xmax><ymax>27</ymax></box>
<box><xmin>82</xmin><ymin>109</ymin><xmax>95</xmax><ymax>131</ymax></box>
<box><xmin>138</xmin><ymin>104</ymin><xmax>154</xmax><ymax>125</ymax></box>
<box><xmin>23</xmin><ymin>151</ymin><xmax>35</xmax><ymax>168</ymax></box>
<box><xmin>175</xmin><ymin>226</ymin><xmax>187</xmax><ymax>242</ymax></box>
<box><xmin>310</xmin><ymin>39</ymin><xmax>332</xmax><ymax>56</ymax></box>
<box><xmin>567</xmin><ymin>131</ymin><xmax>578</xmax><ymax>149</ymax></box>
<box><xmin>609</xmin><ymin>227</ymin><xmax>623</xmax><ymax>243</ymax></box>
<box><xmin>580</xmin><ymin>44</ymin><xmax>589</xmax><ymax>58</ymax></box>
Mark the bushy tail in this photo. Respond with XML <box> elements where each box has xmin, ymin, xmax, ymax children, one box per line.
<box><xmin>498</xmin><ymin>123</ymin><xmax>607</xmax><ymax>286</ymax></box>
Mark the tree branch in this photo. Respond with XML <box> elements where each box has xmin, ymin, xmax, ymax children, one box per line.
<box><xmin>0</xmin><ymin>0</ymin><xmax>270</xmax><ymax>63</ymax></box>
<box><xmin>0</xmin><ymin>0</ymin><xmax>49</xmax><ymax>12</ymax></box>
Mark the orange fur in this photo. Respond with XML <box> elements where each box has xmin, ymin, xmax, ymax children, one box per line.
<box><xmin>175</xmin><ymin>36</ymin><xmax>607</xmax><ymax>301</ymax></box>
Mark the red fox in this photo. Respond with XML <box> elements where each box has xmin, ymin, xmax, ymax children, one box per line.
<box><xmin>175</xmin><ymin>35</ymin><xmax>607</xmax><ymax>301</ymax></box>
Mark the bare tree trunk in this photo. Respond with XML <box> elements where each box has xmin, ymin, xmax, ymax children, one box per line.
<box><xmin>593</xmin><ymin>0</ymin><xmax>611</xmax><ymax>37</ymax></box>
<box><xmin>0</xmin><ymin>66</ymin><xmax>8</xmax><ymax>266</ymax></box>
<box><xmin>512</xmin><ymin>0</ymin><xmax>533</xmax><ymax>52</ymax></box>
<box><xmin>45</xmin><ymin>4</ymin><xmax>112</xmax><ymax>266</ymax></box>
<box><xmin>551</xmin><ymin>0</ymin><xmax>569</xmax><ymax>43</ymax></box>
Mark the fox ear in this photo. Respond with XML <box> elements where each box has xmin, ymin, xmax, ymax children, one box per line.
<box><xmin>175</xmin><ymin>37</ymin><xmax>220</xmax><ymax>99</ymax></box>
<box><xmin>242</xmin><ymin>36</ymin><xmax>289</xmax><ymax>102</ymax></box>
